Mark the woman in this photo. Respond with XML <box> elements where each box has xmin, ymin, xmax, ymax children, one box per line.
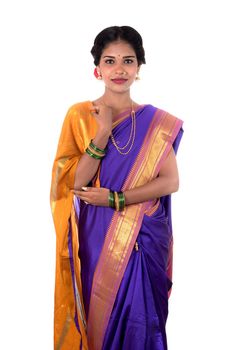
<box><xmin>51</xmin><ymin>26</ymin><xmax>183</xmax><ymax>350</ymax></box>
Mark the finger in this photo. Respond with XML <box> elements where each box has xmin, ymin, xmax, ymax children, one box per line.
<box><xmin>76</xmin><ymin>193</ymin><xmax>92</xmax><ymax>201</ymax></box>
<box><xmin>71</xmin><ymin>187</ymin><xmax>90</xmax><ymax>194</ymax></box>
<box><xmin>90</xmin><ymin>111</ymin><xmax>98</xmax><ymax>118</ymax></box>
<box><xmin>82</xmin><ymin>187</ymin><xmax>98</xmax><ymax>192</ymax></box>
<box><xmin>71</xmin><ymin>190</ymin><xmax>83</xmax><ymax>196</ymax></box>
<box><xmin>83</xmin><ymin>187</ymin><xmax>101</xmax><ymax>192</ymax></box>
<box><xmin>73</xmin><ymin>194</ymin><xmax>89</xmax><ymax>204</ymax></box>
<box><xmin>90</xmin><ymin>106</ymin><xmax>99</xmax><ymax>114</ymax></box>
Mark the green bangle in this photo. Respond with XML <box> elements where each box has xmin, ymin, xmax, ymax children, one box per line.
<box><xmin>108</xmin><ymin>190</ymin><xmax>115</xmax><ymax>209</ymax></box>
<box><xmin>85</xmin><ymin>147</ymin><xmax>103</xmax><ymax>160</ymax></box>
<box><xmin>118</xmin><ymin>191</ymin><xmax>125</xmax><ymax>211</ymax></box>
<box><xmin>90</xmin><ymin>140</ymin><xmax>106</xmax><ymax>154</ymax></box>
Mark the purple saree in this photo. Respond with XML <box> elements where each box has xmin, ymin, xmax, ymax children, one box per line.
<box><xmin>73</xmin><ymin>104</ymin><xmax>183</xmax><ymax>350</ymax></box>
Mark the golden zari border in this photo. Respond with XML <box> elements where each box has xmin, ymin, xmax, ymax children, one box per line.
<box><xmin>144</xmin><ymin>199</ymin><xmax>160</xmax><ymax>217</ymax></box>
<box><xmin>87</xmin><ymin>108</ymin><xmax>183</xmax><ymax>350</ymax></box>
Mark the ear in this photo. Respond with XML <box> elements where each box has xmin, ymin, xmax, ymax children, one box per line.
<box><xmin>94</xmin><ymin>66</ymin><xmax>102</xmax><ymax>80</ymax></box>
<box><xmin>137</xmin><ymin>64</ymin><xmax>141</xmax><ymax>74</ymax></box>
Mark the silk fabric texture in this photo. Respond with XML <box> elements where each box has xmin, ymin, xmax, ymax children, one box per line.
<box><xmin>50</xmin><ymin>101</ymin><xmax>183</xmax><ymax>350</ymax></box>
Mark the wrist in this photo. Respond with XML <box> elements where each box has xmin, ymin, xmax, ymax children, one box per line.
<box><xmin>108</xmin><ymin>190</ymin><xmax>126</xmax><ymax>211</ymax></box>
<box><xmin>93</xmin><ymin>133</ymin><xmax>109</xmax><ymax>149</ymax></box>
<box><xmin>123</xmin><ymin>191</ymin><xmax>129</xmax><ymax>205</ymax></box>
<box><xmin>97</xmin><ymin>127</ymin><xmax>112</xmax><ymax>138</ymax></box>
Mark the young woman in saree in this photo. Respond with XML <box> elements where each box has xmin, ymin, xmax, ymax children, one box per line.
<box><xmin>50</xmin><ymin>26</ymin><xmax>183</xmax><ymax>350</ymax></box>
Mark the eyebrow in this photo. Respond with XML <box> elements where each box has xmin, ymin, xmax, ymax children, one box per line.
<box><xmin>103</xmin><ymin>55</ymin><xmax>136</xmax><ymax>59</ymax></box>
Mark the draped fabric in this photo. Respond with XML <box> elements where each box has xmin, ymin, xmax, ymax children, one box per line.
<box><xmin>50</xmin><ymin>101</ymin><xmax>183</xmax><ymax>350</ymax></box>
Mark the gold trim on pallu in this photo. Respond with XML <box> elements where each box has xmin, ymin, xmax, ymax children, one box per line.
<box><xmin>87</xmin><ymin>109</ymin><xmax>183</xmax><ymax>350</ymax></box>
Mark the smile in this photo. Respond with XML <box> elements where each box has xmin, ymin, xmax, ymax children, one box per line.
<box><xmin>111</xmin><ymin>79</ymin><xmax>128</xmax><ymax>84</ymax></box>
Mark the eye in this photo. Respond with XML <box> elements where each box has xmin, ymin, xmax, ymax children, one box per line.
<box><xmin>104</xmin><ymin>59</ymin><xmax>115</xmax><ymax>64</ymax></box>
<box><xmin>124</xmin><ymin>59</ymin><xmax>134</xmax><ymax>64</ymax></box>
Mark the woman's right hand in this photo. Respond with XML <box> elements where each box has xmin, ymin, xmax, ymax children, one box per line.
<box><xmin>91</xmin><ymin>102</ymin><xmax>113</xmax><ymax>136</ymax></box>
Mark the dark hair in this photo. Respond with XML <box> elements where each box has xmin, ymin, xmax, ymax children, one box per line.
<box><xmin>91</xmin><ymin>26</ymin><xmax>146</xmax><ymax>66</ymax></box>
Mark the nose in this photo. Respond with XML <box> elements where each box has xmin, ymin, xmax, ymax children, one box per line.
<box><xmin>115</xmin><ymin>69</ymin><xmax>127</xmax><ymax>77</ymax></box>
<box><xmin>115</xmin><ymin>64</ymin><xmax>127</xmax><ymax>76</ymax></box>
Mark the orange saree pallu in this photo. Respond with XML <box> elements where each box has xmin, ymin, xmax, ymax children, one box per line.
<box><xmin>50</xmin><ymin>101</ymin><xmax>183</xmax><ymax>349</ymax></box>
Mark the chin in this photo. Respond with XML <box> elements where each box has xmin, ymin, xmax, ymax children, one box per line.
<box><xmin>106</xmin><ymin>84</ymin><xmax>132</xmax><ymax>93</ymax></box>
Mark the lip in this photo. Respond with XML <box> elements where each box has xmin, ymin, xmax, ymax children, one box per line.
<box><xmin>111</xmin><ymin>79</ymin><xmax>128</xmax><ymax>84</ymax></box>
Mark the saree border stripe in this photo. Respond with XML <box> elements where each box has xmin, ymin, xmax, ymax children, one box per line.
<box><xmin>124</xmin><ymin>109</ymin><xmax>176</xmax><ymax>190</ymax></box>
<box><xmin>123</xmin><ymin>110</ymin><xmax>163</xmax><ymax>190</ymax></box>
<box><xmin>87</xmin><ymin>108</ymin><xmax>183</xmax><ymax>350</ymax></box>
<box><xmin>87</xmin><ymin>203</ymin><xmax>147</xmax><ymax>350</ymax></box>
<box><xmin>71</xmin><ymin>202</ymin><xmax>87</xmax><ymax>331</ymax></box>
<box><xmin>144</xmin><ymin>199</ymin><xmax>160</xmax><ymax>216</ymax></box>
<box><xmin>68</xmin><ymin>223</ymin><xmax>80</xmax><ymax>332</ymax></box>
<box><xmin>70</xmin><ymin>202</ymin><xmax>89</xmax><ymax>350</ymax></box>
<box><xmin>112</xmin><ymin>104</ymin><xmax>146</xmax><ymax>128</ymax></box>
<box><xmin>154</xmin><ymin>116</ymin><xmax>183</xmax><ymax>176</ymax></box>
<box><xmin>55</xmin><ymin>312</ymin><xmax>72</xmax><ymax>350</ymax></box>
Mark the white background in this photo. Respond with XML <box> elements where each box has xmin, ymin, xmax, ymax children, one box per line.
<box><xmin>0</xmin><ymin>0</ymin><xmax>233</xmax><ymax>349</ymax></box>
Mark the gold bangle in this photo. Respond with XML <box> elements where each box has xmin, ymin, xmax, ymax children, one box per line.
<box><xmin>85</xmin><ymin>147</ymin><xmax>102</xmax><ymax>160</ymax></box>
<box><xmin>114</xmin><ymin>191</ymin><xmax>120</xmax><ymax>211</ymax></box>
<box><xmin>87</xmin><ymin>146</ymin><xmax>105</xmax><ymax>158</ymax></box>
<box><xmin>90</xmin><ymin>140</ymin><xmax>106</xmax><ymax>154</ymax></box>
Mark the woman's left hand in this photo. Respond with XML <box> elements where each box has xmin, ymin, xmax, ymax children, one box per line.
<box><xmin>71</xmin><ymin>187</ymin><xmax>109</xmax><ymax>207</ymax></box>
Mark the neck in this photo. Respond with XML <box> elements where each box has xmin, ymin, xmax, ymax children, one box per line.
<box><xmin>101</xmin><ymin>89</ymin><xmax>133</xmax><ymax>112</ymax></box>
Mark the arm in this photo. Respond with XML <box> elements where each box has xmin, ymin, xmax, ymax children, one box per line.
<box><xmin>73</xmin><ymin>147</ymin><xmax>179</xmax><ymax>206</ymax></box>
<box><xmin>124</xmin><ymin>147</ymin><xmax>179</xmax><ymax>205</ymax></box>
<box><xmin>74</xmin><ymin>104</ymin><xmax>113</xmax><ymax>190</ymax></box>
<box><xmin>74</xmin><ymin>130</ymin><xmax>110</xmax><ymax>190</ymax></box>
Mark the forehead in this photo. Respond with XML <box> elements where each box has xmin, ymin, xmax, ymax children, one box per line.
<box><xmin>101</xmin><ymin>40</ymin><xmax>136</xmax><ymax>57</ymax></box>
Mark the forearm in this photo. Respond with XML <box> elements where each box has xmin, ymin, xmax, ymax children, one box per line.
<box><xmin>124</xmin><ymin>176</ymin><xmax>179</xmax><ymax>205</ymax></box>
<box><xmin>74</xmin><ymin>130</ymin><xmax>110</xmax><ymax>190</ymax></box>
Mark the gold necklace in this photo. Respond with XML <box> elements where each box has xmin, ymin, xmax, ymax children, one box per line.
<box><xmin>110</xmin><ymin>101</ymin><xmax>136</xmax><ymax>155</ymax></box>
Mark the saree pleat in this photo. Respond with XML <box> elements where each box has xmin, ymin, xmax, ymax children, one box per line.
<box><xmin>86</xmin><ymin>201</ymin><xmax>173</xmax><ymax>350</ymax></box>
<box><xmin>51</xmin><ymin>101</ymin><xmax>183</xmax><ymax>350</ymax></box>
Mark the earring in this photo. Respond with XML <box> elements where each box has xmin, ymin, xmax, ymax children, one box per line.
<box><xmin>94</xmin><ymin>67</ymin><xmax>102</xmax><ymax>80</ymax></box>
<box><xmin>135</xmin><ymin>73</ymin><xmax>140</xmax><ymax>80</ymax></box>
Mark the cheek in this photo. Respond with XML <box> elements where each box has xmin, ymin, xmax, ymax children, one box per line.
<box><xmin>99</xmin><ymin>64</ymin><xmax>112</xmax><ymax>72</ymax></box>
<box><xmin>128</xmin><ymin>69</ymin><xmax>138</xmax><ymax>79</ymax></box>
<box><xmin>128</xmin><ymin>65</ymin><xmax>138</xmax><ymax>74</ymax></box>
<box><xmin>101</xmin><ymin>68</ymin><xmax>113</xmax><ymax>79</ymax></box>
